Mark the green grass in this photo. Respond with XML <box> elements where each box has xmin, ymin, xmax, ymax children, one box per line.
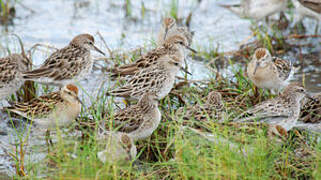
<box><xmin>7</xmin><ymin>45</ymin><xmax>320</xmax><ymax>179</ymax></box>
<box><xmin>2</xmin><ymin>3</ymin><xmax>321</xmax><ymax>179</ymax></box>
<box><xmin>20</xmin><ymin>112</ymin><xmax>321</xmax><ymax>179</ymax></box>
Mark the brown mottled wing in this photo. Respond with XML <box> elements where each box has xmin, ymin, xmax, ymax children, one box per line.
<box><xmin>300</xmin><ymin>93</ymin><xmax>321</xmax><ymax>123</ymax></box>
<box><xmin>273</xmin><ymin>57</ymin><xmax>292</xmax><ymax>81</ymax></box>
<box><xmin>23</xmin><ymin>46</ymin><xmax>88</xmax><ymax>80</ymax></box>
<box><xmin>110</xmin><ymin>45</ymin><xmax>171</xmax><ymax>77</ymax></box>
<box><xmin>234</xmin><ymin>99</ymin><xmax>292</xmax><ymax>122</ymax></box>
<box><xmin>0</xmin><ymin>57</ymin><xmax>18</xmax><ymax>88</ymax></box>
<box><xmin>111</xmin><ymin>105</ymin><xmax>145</xmax><ymax>133</ymax></box>
<box><xmin>5</xmin><ymin>92</ymin><xmax>63</xmax><ymax>118</ymax></box>
<box><xmin>110</xmin><ymin>66</ymin><xmax>167</xmax><ymax>98</ymax></box>
<box><xmin>299</xmin><ymin>0</ymin><xmax>321</xmax><ymax>13</ymax></box>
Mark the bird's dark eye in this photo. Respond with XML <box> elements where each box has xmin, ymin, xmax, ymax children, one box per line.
<box><xmin>89</xmin><ymin>41</ymin><xmax>93</xmax><ymax>45</ymax></box>
<box><xmin>174</xmin><ymin>62</ymin><xmax>179</xmax><ymax>66</ymax></box>
<box><xmin>300</xmin><ymin>89</ymin><xmax>304</xmax><ymax>92</ymax></box>
<box><xmin>179</xmin><ymin>41</ymin><xmax>184</xmax><ymax>45</ymax></box>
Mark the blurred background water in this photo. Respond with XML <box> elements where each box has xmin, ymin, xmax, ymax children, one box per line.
<box><xmin>0</xmin><ymin>0</ymin><xmax>320</xmax><ymax>176</ymax></box>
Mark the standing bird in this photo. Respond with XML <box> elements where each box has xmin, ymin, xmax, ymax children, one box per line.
<box><xmin>108</xmin><ymin>56</ymin><xmax>190</xmax><ymax>100</ymax></box>
<box><xmin>234</xmin><ymin>84</ymin><xmax>310</xmax><ymax>132</ymax></box>
<box><xmin>109</xmin><ymin>34</ymin><xmax>195</xmax><ymax>79</ymax></box>
<box><xmin>3</xmin><ymin>84</ymin><xmax>82</xmax><ymax>129</ymax></box>
<box><xmin>219</xmin><ymin>0</ymin><xmax>287</xmax><ymax>21</ymax></box>
<box><xmin>247</xmin><ymin>48</ymin><xmax>295</xmax><ymax>92</ymax></box>
<box><xmin>22</xmin><ymin>34</ymin><xmax>105</xmax><ymax>87</ymax></box>
<box><xmin>105</xmin><ymin>93</ymin><xmax>161</xmax><ymax>141</ymax></box>
<box><xmin>3</xmin><ymin>84</ymin><xmax>82</xmax><ymax>146</ymax></box>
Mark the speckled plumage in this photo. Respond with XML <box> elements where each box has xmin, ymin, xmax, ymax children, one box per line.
<box><xmin>23</xmin><ymin>34</ymin><xmax>105</xmax><ymax>86</ymax></box>
<box><xmin>110</xmin><ymin>34</ymin><xmax>188</xmax><ymax>78</ymax></box>
<box><xmin>4</xmin><ymin>84</ymin><xmax>82</xmax><ymax>129</ymax></box>
<box><xmin>247</xmin><ymin>48</ymin><xmax>294</xmax><ymax>91</ymax></box>
<box><xmin>105</xmin><ymin>93</ymin><xmax>161</xmax><ymax>141</ymax></box>
<box><xmin>234</xmin><ymin>84</ymin><xmax>308</xmax><ymax>132</ymax></box>
<box><xmin>109</xmin><ymin>56</ymin><xmax>183</xmax><ymax>100</ymax></box>
<box><xmin>0</xmin><ymin>54</ymin><xmax>29</xmax><ymax>100</ymax></box>
<box><xmin>300</xmin><ymin>92</ymin><xmax>321</xmax><ymax>123</ymax></box>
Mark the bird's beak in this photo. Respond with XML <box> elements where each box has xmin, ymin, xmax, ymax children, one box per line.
<box><xmin>164</xmin><ymin>27</ymin><xmax>169</xmax><ymax>40</ymax></box>
<box><xmin>184</xmin><ymin>45</ymin><xmax>197</xmax><ymax>54</ymax></box>
<box><xmin>218</xmin><ymin>4</ymin><xmax>241</xmax><ymax>9</ymax></box>
<box><xmin>253</xmin><ymin>62</ymin><xmax>260</xmax><ymax>75</ymax></box>
<box><xmin>180</xmin><ymin>66</ymin><xmax>192</xmax><ymax>75</ymax></box>
<box><xmin>92</xmin><ymin>45</ymin><xmax>106</xmax><ymax>56</ymax></box>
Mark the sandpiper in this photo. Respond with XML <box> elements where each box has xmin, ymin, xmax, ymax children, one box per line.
<box><xmin>291</xmin><ymin>0</ymin><xmax>321</xmax><ymax>23</ymax></box>
<box><xmin>0</xmin><ymin>54</ymin><xmax>30</xmax><ymax>100</ymax></box>
<box><xmin>97</xmin><ymin>132</ymin><xmax>137</xmax><ymax>164</ymax></box>
<box><xmin>105</xmin><ymin>93</ymin><xmax>161</xmax><ymax>141</ymax></box>
<box><xmin>176</xmin><ymin>91</ymin><xmax>226</xmax><ymax>122</ymax></box>
<box><xmin>22</xmin><ymin>34</ymin><xmax>105</xmax><ymax>87</ymax></box>
<box><xmin>4</xmin><ymin>84</ymin><xmax>82</xmax><ymax>130</ymax></box>
<box><xmin>0</xmin><ymin>35</ymin><xmax>31</xmax><ymax>101</ymax></box>
<box><xmin>109</xmin><ymin>56</ymin><xmax>190</xmax><ymax>100</ymax></box>
<box><xmin>219</xmin><ymin>0</ymin><xmax>287</xmax><ymax>21</ymax></box>
<box><xmin>247</xmin><ymin>48</ymin><xmax>295</xmax><ymax>92</ymax></box>
<box><xmin>110</xmin><ymin>34</ymin><xmax>195</xmax><ymax>78</ymax></box>
<box><xmin>234</xmin><ymin>83</ymin><xmax>310</xmax><ymax>133</ymax></box>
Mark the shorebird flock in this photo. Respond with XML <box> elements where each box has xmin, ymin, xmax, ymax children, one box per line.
<box><xmin>0</xmin><ymin>0</ymin><xmax>320</xmax><ymax>163</ymax></box>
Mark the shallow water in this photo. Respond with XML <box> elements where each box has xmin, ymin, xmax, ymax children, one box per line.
<box><xmin>0</xmin><ymin>0</ymin><xmax>320</xmax><ymax>176</ymax></box>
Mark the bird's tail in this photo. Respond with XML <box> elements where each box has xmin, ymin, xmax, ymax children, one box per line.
<box><xmin>22</xmin><ymin>68</ymin><xmax>51</xmax><ymax>80</ymax></box>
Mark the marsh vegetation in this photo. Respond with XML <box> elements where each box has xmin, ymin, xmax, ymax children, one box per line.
<box><xmin>0</xmin><ymin>0</ymin><xmax>320</xmax><ymax>179</ymax></box>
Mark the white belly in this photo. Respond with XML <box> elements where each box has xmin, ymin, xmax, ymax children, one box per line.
<box><xmin>35</xmin><ymin>102</ymin><xmax>81</xmax><ymax>129</ymax></box>
<box><xmin>129</xmin><ymin>107</ymin><xmax>161</xmax><ymax>141</ymax></box>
